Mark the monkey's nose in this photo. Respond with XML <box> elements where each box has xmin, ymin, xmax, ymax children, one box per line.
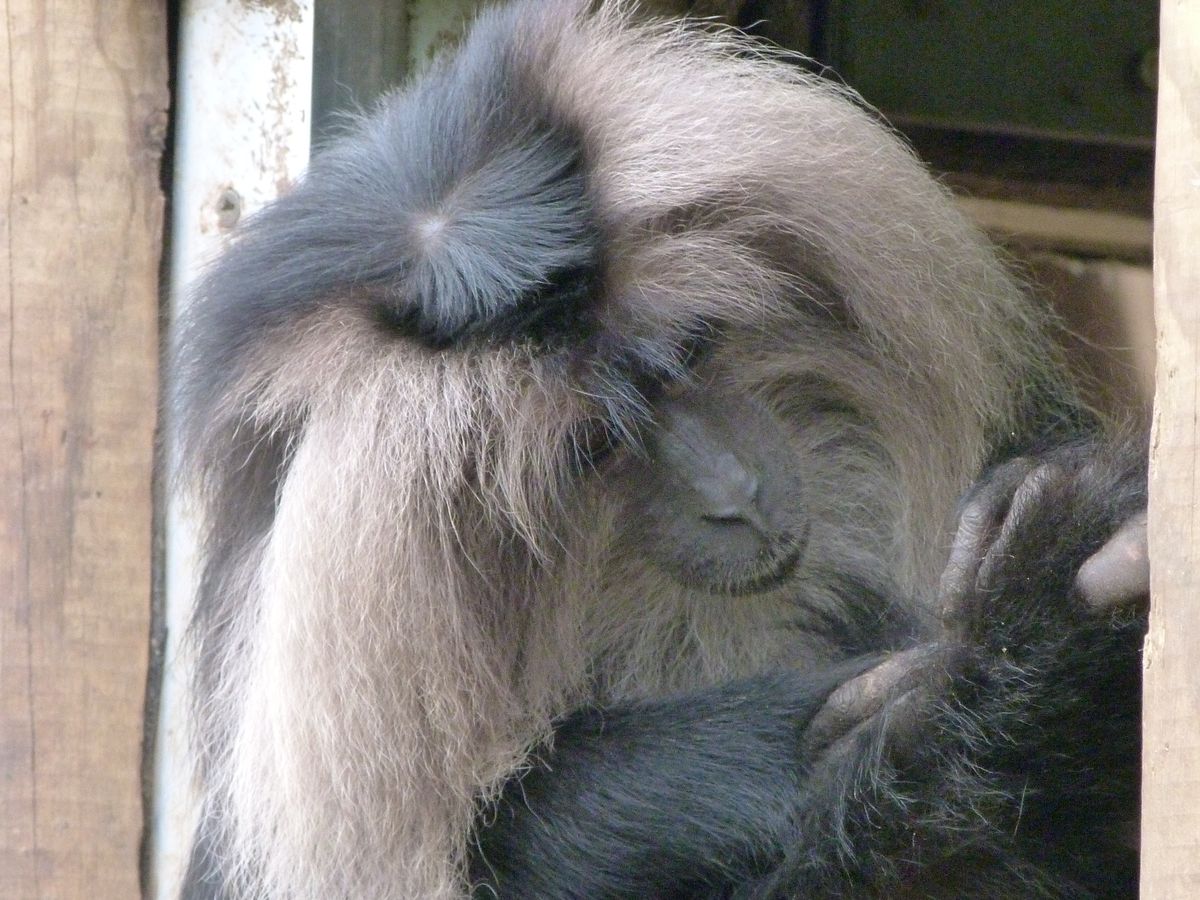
<box><xmin>697</xmin><ymin>454</ymin><xmax>767</xmax><ymax>532</ymax></box>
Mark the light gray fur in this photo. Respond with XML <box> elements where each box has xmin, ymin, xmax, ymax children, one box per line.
<box><xmin>174</xmin><ymin>2</ymin><xmax>1080</xmax><ymax>897</ymax></box>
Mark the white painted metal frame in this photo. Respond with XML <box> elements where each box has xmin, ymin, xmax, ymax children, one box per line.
<box><xmin>155</xmin><ymin>3</ymin><xmax>487</xmax><ymax>892</ymax></box>
<box><xmin>155</xmin><ymin>3</ymin><xmax>314</xmax><ymax>896</ymax></box>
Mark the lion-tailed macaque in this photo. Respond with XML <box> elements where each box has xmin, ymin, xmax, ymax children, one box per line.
<box><xmin>173</xmin><ymin>3</ymin><xmax>1146</xmax><ymax>897</ymax></box>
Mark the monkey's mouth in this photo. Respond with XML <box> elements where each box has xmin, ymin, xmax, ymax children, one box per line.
<box><xmin>724</xmin><ymin>542</ymin><xmax>801</xmax><ymax>600</ymax></box>
<box><xmin>687</xmin><ymin>521</ymin><xmax>811</xmax><ymax>598</ymax></box>
<box><xmin>721</xmin><ymin>535</ymin><xmax>808</xmax><ymax>596</ymax></box>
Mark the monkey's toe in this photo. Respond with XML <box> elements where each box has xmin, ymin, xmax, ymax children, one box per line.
<box><xmin>801</xmin><ymin>643</ymin><xmax>961</xmax><ymax>760</ymax></box>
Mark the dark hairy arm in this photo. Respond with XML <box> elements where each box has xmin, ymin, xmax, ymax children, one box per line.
<box><xmin>470</xmin><ymin>662</ymin><xmax>879</xmax><ymax>899</ymax></box>
<box><xmin>471</xmin><ymin>439</ymin><xmax>1147</xmax><ymax>900</ymax></box>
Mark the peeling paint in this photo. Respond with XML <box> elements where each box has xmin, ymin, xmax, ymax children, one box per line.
<box><xmin>266</xmin><ymin>30</ymin><xmax>304</xmax><ymax>194</ymax></box>
<box><xmin>243</xmin><ymin>0</ymin><xmax>303</xmax><ymax>25</ymax></box>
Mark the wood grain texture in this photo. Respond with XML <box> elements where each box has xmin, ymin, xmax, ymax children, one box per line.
<box><xmin>1142</xmin><ymin>1</ymin><xmax>1200</xmax><ymax>896</ymax></box>
<box><xmin>0</xmin><ymin>2</ymin><xmax>168</xmax><ymax>897</ymax></box>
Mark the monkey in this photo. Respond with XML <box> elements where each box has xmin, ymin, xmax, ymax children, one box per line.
<box><xmin>171</xmin><ymin>1</ymin><xmax>1147</xmax><ymax>898</ymax></box>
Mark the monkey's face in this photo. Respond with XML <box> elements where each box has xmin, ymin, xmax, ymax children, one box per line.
<box><xmin>614</xmin><ymin>381</ymin><xmax>808</xmax><ymax>597</ymax></box>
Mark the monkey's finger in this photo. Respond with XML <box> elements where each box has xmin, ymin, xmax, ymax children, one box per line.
<box><xmin>976</xmin><ymin>462</ymin><xmax>1064</xmax><ymax>590</ymax></box>
<box><xmin>939</xmin><ymin>458</ymin><xmax>1036</xmax><ymax>638</ymax></box>
<box><xmin>1074</xmin><ymin>511</ymin><xmax>1149</xmax><ymax>611</ymax></box>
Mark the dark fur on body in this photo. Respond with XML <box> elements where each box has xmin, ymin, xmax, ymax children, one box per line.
<box><xmin>174</xmin><ymin>2</ymin><xmax>1144</xmax><ymax>898</ymax></box>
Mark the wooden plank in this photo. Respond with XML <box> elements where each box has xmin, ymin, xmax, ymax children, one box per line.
<box><xmin>957</xmin><ymin>196</ymin><xmax>1153</xmax><ymax>262</ymax></box>
<box><xmin>1141</xmin><ymin>1</ymin><xmax>1200</xmax><ymax>896</ymax></box>
<box><xmin>0</xmin><ymin>2</ymin><xmax>168</xmax><ymax>898</ymax></box>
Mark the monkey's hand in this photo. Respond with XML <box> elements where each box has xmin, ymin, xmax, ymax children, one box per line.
<box><xmin>761</xmin><ymin>438</ymin><xmax>1147</xmax><ymax>899</ymax></box>
<box><xmin>801</xmin><ymin>439</ymin><xmax>1147</xmax><ymax>767</ymax></box>
<box><xmin>937</xmin><ymin>446</ymin><xmax>1148</xmax><ymax>646</ymax></box>
<box><xmin>927</xmin><ymin>438</ymin><xmax>1146</xmax><ymax>891</ymax></box>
